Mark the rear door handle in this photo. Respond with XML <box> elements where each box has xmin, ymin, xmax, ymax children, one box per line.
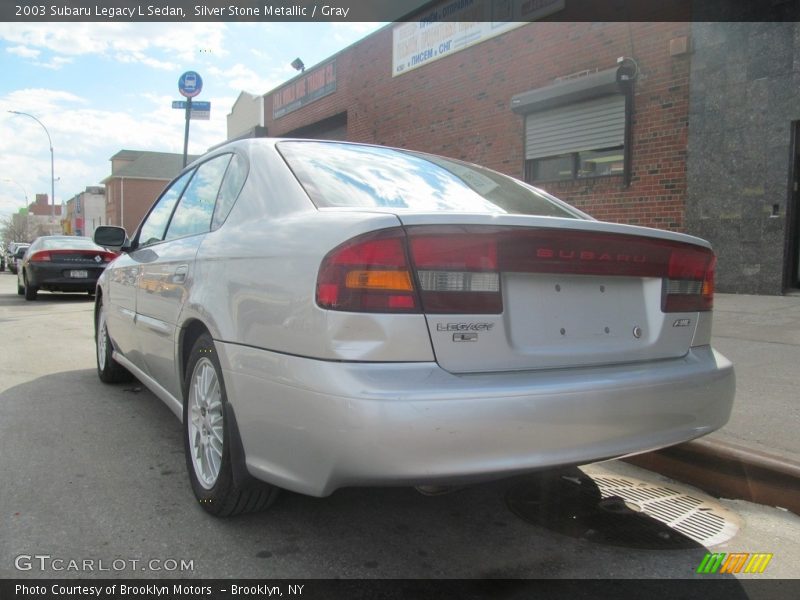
<box><xmin>172</xmin><ymin>264</ymin><xmax>189</xmax><ymax>284</ymax></box>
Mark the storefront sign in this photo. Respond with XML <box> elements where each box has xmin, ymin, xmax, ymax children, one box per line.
<box><xmin>392</xmin><ymin>0</ymin><xmax>565</xmax><ymax>77</ymax></box>
<box><xmin>273</xmin><ymin>60</ymin><xmax>337</xmax><ymax>119</ymax></box>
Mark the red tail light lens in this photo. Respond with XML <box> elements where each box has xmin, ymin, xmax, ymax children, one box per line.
<box><xmin>409</xmin><ymin>230</ymin><xmax>502</xmax><ymax>314</ymax></box>
<box><xmin>98</xmin><ymin>251</ymin><xmax>119</xmax><ymax>263</ymax></box>
<box><xmin>317</xmin><ymin>226</ymin><xmax>715</xmax><ymax>314</ymax></box>
<box><xmin>317</xmin><ymin>229</ymin><xmax>419</xmax><ymax>312</ymax></box>
<box><xmin>29</xmin><ymin>251</ymin><xmax>51</xmax><ymax>262</ymax></box>
<box><xmin>29</xmin><ymin>249</ymin><xmax>118</xmax><ymax>263</ymax></box>
<box><xmin>663</xmin><ymin>253</ymin><xmax>715</xmax><ymax>312</ymax></box>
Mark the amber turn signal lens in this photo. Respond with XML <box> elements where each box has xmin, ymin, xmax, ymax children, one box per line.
<box><xmin>345</xmin><ymin>270</ymin><xmax>413</xmax><ymax>291</ymax></box>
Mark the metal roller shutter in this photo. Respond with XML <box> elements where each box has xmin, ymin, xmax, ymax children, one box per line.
<box><xmin>525</xmin><ymin>95</ymin><xmax>625</xmax><ymax>160</ymax></box>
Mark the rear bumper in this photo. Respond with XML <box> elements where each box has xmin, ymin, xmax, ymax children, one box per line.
<box><xmin>26</xmin><ymin>263</ymin><xmax>101</xmax><ymax>292</ymax></box>
<box><xmin>217</xmin><ymin>343</ymin><xmax>735</xmax><ymax>496</ymax></box>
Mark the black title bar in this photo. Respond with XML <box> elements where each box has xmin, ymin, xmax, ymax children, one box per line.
<box><xmin>2</xmin><ymin>0</ymin><xmax>800</xmax><ymax>22</ymax></box>
<box><xmin>3</xmin><ymin>578</ymin><xmax>793</xmax><ymax>600</ymax></box>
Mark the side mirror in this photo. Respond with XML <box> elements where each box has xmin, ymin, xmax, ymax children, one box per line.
<box><xmin>94</xmin><ymin>226</ymin><xmax>130</xmax><ymax>252</ymax></box>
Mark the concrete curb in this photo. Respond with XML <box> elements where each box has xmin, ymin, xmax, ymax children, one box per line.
<box><xmin>624</xmin><ymin>438</ymin><xmax>800</xmax><ymax>515</ymax></box>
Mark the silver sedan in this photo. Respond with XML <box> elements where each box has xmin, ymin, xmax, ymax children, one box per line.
<box><xmin>93</xmin><ymin>139</ymin><xmax>735</xmax><ymax>517</ymax></box>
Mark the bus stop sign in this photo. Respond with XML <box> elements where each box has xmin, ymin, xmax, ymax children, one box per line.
<box><xmin>178</xmin><ymin>71</ymin><xmax>203</xmax><ymax>98</ymax></box>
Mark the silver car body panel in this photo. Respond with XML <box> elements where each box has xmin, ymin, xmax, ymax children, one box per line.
<box><xmin>191</xmin><ymin>210</ymin><xmax>436</xmax><ymax>362</ymax></box>
<box><xmin>113</xmin><ymin>350</ymin><xmax>184</xmax><ymax>421</ymax></box>
<box><xmin>134</xmin><ymin>235</ymin><xmax>203</xmax><ymax>399</ymax></box>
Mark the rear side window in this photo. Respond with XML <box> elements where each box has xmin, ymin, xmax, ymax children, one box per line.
<box><xmin>138</xmin><ymin>170</ymin><xmax>193</xmax><ymax>247</ymax></box>
<box><xmin>212</xmin><ymin>153</ymin><xmax>247</xmax><ymax>230</ymax></box>
<box><xmin>277</xmin><ymin>141</ymin><xmax>582</xmax><ymax>218</ymax></box>
<box><xmin>165</xmin><ymin>155</ymin><xmax>232</xmax><ymax>241</ymax></box>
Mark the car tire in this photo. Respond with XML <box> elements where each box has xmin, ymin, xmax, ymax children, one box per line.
<box><xmin>95</xmin><ymin>299</ymin><xmax>133</xmax><ymax>383</ymax></box>
<box><xmin>183</xmin><ymin>333</ymin><xmax>279</xmax><ymax>517</ymax></box>
<box><xmin>23</xmin><ymin>272</ymin><xmax>37</xmax><ymax>301</ymax></box>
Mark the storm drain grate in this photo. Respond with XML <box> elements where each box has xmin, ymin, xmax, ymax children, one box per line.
<box><xmin>506</xmin><ymin>467</ymin><xmax>740</xmax><ymax>549</ymax></box>
<box><xmin>592</xmin><ymin>476</ymin><xmax>739</xmax><ymax>546</ymax></box>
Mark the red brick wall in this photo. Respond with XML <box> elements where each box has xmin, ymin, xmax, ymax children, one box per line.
<box><xmin>105</xmin><ymin>178</ymin><xmax>169</xmax><ymax>237</ymax></box>
<box><xmin>264</xmin><ymin>22</ymin><xmax>691</xmax><ymax>232</ymax></box>
<box><xmin>29</xmin><ymin>193</ymin><xmax>62</xmax><ymax>217</ymax></box>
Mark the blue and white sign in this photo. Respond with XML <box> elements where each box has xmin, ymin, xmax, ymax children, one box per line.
<box><xmin>178</xmin><ymin>71</ymin><xmax>203</xmax><ymax>98</ymax></box>
<box><xmin>172</xmin><ymin>100</ymin><xmax>210</xmax><ymax>110</ymax></box>
<box><xmin>391</xmin><ymin>0</ymin><xmax>564</xmax><ymax>77</ymax></box>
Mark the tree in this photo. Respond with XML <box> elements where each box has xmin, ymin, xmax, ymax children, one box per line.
<box><xmin>1</xmin><ymin>212</ymin><xmax>36</xmax><ymax>247</ymax></box>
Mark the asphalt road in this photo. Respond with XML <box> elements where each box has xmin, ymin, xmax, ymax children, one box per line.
<box><xmin>1</xmin><ymin>271</ymin><xmax>799</xmax><ymax>581</ymax></box>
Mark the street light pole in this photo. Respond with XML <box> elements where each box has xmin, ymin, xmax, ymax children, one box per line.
<box><xmin>7</xmin><ymin>110</ymin><xmax>56</xmax><ymax>229</ymax></box>
<box><xmin>1</xmin><ymin>178</ymin><xmax>29</xmax><ymax>208</ymax></box>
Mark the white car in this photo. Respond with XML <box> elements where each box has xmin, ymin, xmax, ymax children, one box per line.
<box><xmin>7</xmin><ymin>242</ymin><xmax>30</xmax><ymax>275</ymax></box>
<box><xmin>93</xmin><ymin>139</ymin><xmax>735</xmax><ymax>516</ymax></box>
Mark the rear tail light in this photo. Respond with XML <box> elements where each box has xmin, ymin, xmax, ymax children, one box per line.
<box><xmin>97</xmin><ymin>251</ymin><xmax>119</xmax><ymax>263</ymax></box>
<box><xmin>29</xmin><ymin>251</ymin><xmax>51</xmax><ymax>262</ymax></box>
<box><xmin>409</xmin><ymin>232</ymin><xmax>502</xmax><ymax>313</ymax></box>
<box><xmin>317</xmin><ymin>229</ymin><xmax>419</xmax><ymax>312</ymax></box>
<box><xmin>663</xmin><ymin>252</ymin><xmax>715</xmax><ymax>312</ymax></box>
<box><xmin>29</xmin><ymin>249</ymin><xmax>118</xmax><ymax>263</ymax></box>
<box><xmin>317</xmin><ymin>226</ymin><xmax>716</xmax><ymax>314</ymax></box>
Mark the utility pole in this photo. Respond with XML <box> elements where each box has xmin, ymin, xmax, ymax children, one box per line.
<box><xmin>7</xmin><ymin>110</ymin><xmax>56</xmax><ymax>229</ymax></box>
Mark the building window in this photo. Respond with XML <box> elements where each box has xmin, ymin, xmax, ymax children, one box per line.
<box><xmin>578</xmin><ymin>147</ymin><xmax>625</xmax><ymax>177</ymax></box>
<box><xmin>523</xmin><ymin>94</ymin><xmax>626</xmax><ymax>183</ymax></box>
<box><xmin>526</xmin><ymin>146</ymin><xmax>624</xmax><ymax>182</ymax></box>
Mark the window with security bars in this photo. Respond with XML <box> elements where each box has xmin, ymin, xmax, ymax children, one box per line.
<box><xmin>523</xmin><ymin>95</ymin><xmax>626</xmax><ymax>183</ymax></box>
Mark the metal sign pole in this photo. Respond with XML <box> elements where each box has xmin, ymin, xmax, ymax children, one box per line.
<box><xmin>183</xmin><ymin>96</ymin><xmax>192</xmax><ymax>168</ymax></box>
<box><xmin>177</xmin><ymin>71</ymin><xmax>202</xmax><ymax>167</ymax></box>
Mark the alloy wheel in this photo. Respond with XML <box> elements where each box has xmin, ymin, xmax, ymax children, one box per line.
<box><xmin>187</xmin><ymin>357</ymin><xmax>224</xmax><ymax>489</ymax></box>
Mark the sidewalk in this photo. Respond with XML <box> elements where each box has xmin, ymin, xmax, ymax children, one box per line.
<box><xmin>627</xmin><ymin>292</ymin><xmax>800</xmax><ymax>513</ymax></box>
<box><xmin>709</xmin><ymin>293</ymin><xmax>800</xmax><ymax>464</ymax></box>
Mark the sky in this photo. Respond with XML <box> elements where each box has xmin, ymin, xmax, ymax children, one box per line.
<box><xmin>0</xmin><ymin>21</ymin><xmax>385</xmax><ymax>221</ymax></box>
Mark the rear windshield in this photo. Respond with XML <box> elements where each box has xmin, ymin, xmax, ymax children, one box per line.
<box><xmin>277</xmin><ymin>141</ymin><xmax>583</xmax><ymax>219</ymax></box>
<box><xmin>39</xmin><ymin>237</ymin><xmax>101</xmax><ymax>250</ymax></box>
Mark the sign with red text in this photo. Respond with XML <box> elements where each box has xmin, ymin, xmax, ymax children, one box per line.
<box><xmin>392</xmin><ymin>0</ymin><xmax>565</xmax><ymax>77</ymax></box>
<box><xmin>272</xmin><ymin>60</ymin><xmax>337</xmax><ymax>119</ymax></box>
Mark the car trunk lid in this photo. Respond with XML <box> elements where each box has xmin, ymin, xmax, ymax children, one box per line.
<box><xmin>396</xmin><ymin>214</ymin><xmax>714</xmax><ymax>373</ymax></box>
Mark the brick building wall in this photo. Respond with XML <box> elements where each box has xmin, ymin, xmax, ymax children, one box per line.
<box><xmin>29</xmin><ymin>193</ymin><xmax>62</xmax><ymax>218</ymax></box>
<box><xmin>105</xmin><ymin>178</ymin><xmax>169</xmax><ymax>237</ymax></box>
<box><xmin>264</xmin><ymin>21</ymin><xmax>691</xmax><ymax>232</ymax></box>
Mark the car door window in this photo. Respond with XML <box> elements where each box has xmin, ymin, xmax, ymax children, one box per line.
<box><xmin>165</xmin><ymin>155</ymin><xmax>232</xmax><ymax>241</ymax></box>
<box><xmin>138</xmin><ymin>170</ymin><xmax>193</xmax><ymax>247</ymax></box>
<box><xmin>211</xmin><ymin>154</ymin><xmax>248</xmax><ymax>230</ymax></box>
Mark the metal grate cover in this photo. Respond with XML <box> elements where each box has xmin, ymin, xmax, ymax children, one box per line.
<box><xmin>591</xmin><ymin>476</ymin><xmax>739</xmax><ymax>547</ymax></box>
<box><xmin>506</xmin><ymin>467</ymin><xmax>740</xmax><ymax>549</ymax></box>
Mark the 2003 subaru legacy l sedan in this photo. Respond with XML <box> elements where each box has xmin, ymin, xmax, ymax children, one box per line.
<box><xmin>92</xmin><ymin>139</ymin><xmax>735</xmax><ymax>517</ymax></box>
